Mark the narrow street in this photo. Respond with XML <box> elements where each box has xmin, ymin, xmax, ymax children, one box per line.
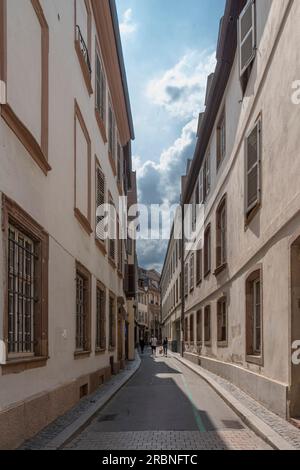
<box><xmin>65</xmin><ymin>350</ymin><xmax>271</xmax><ymax>450</ymax></box>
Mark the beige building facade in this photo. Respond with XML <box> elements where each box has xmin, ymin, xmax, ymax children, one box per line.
<box><xmin>161</xmin><ymin>0</ymin><xmax>300</xmax><ymax>419</ymax></box>
<box><xmin>0</xmin><ymin>0</ymin><xmax>136</xmax><ymax>449</ymax></box>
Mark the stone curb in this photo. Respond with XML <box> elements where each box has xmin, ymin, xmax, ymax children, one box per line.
<box><xmin>43</xmin><ymin>354</ymin><xmax>141</xmax><ymax>450</ymax></box>
<box><xmin>169</xmin><ymin>353</ymin><xmax>296</xmax><ymax>451</ymax></box>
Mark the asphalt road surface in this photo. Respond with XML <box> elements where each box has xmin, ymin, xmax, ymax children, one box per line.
<box><xmin>65</xmin><ymin>350</ymin><xmax>271</xmax><ymax>450</ymax></box>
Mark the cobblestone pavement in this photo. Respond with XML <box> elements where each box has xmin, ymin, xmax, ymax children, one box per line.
<box><xmin>65</xmin><ymin>430</ymin><xmax>268</xmax><ymax>450</ymax></box>
<box><xmin>173</xmin><ymin>355</ymin><xmax>300</xmax><ymax>450</ymax></box>
<box><xmin>65</xmin><ymin>353</ymin><xmax>271</xmax><ymax>450</ymax></box>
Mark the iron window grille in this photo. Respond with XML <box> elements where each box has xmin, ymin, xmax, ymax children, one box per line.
<box><xmin>8</xmin><ymin>225</ymin><xmax>36</xmax><ymax>356</ymax></box>
<box><xmin>76</xmin><ymin>25</ymin><xmax>91</xmax><ymax>74</ymax></box>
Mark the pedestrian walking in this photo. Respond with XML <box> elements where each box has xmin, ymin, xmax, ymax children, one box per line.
<box><xmin>139</xmin><ymin>338</ymin><xmax>145</xmax><ymax>355</ymax></box>
<box><xmin>163</xmin><ymin>337</ymin><xmax>168</xmax><ymax>357</ymax></box>
<box><xmin>150</xmin><ymin>335</ymin><xmax>158</xmax><ymax>356</ymax></box>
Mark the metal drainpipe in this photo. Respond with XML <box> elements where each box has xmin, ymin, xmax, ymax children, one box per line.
<box><xmin>180</xmin><ymin>199</ymin><xmax>185</xmax><ymax>358</ymax></box>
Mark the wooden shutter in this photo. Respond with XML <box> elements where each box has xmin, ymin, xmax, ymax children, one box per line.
<box><xmin>96</xmin><ymin>166</ymin><xmax>105</xmax><ymax>241</ymax></box>
<box><xmin>239</xmin><ymin>0</ymin><xmax>256</xmax><ymax>76</ymax></box>
<box><xmin>246</xmin><ymin>119</ymin><xmax>261</xmax><ymax>215</ymax></box>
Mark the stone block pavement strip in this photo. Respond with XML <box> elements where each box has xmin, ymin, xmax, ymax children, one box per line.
<box><xmin>19</xmin><ymin>353</ymin><xmax>141</xmax><ymax>451</ymax></box>
<box><xmin>169</xmin><ymin>352</ymin><xmax>300</xmax><ymax>451</ymax></box>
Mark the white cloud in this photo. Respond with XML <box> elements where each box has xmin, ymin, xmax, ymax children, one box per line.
<box><xmin>120</xmin><ymin>8</ymin><xmax>137</xmax><ymax>37</ymax></box>
<box><xmin>136</xmin><ymin>50</ymin><xmax>216</xmax><ymax>270</ymax></box>
<box><xmin>146</xmin><ymin>50</ymin><xmax>216</xmax><ymax>119</ymax></box>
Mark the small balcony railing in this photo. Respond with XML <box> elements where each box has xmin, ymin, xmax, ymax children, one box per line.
<box><xmin>76</xmin><ymin>25</ymin><xmax>91</xmax><ymax>75</ymax></box>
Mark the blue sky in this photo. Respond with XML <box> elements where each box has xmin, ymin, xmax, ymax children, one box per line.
<box><xmin>116</xmin><ymin>0</ymin><xmax>226</xmax><ymax>271</ymax></box>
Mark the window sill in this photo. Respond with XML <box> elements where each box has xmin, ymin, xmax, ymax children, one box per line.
<box><xmin>217</xmin><ymin>341</ymin><xmax>228</xmax><ymax>349</ymax></box>
<box><xmin>74</xmin><ymin>208</ymin><xmax>93</xmax><ymax>236</ymax></box>
<box><xmin>1</xmin><ymin>104</ymin><xmax>51</xmax><ymax>175</ymax></box>
<box><xmin>214</xmin><ymin>263</ymin><xmax>227</xmax><ymax>277</ymax></box>
<box><xmin>1</xmin><ymin>356</ymin><xmax>48</xmax><ymax>375</ymax></box>
<box><xmin>95</xmin><ymin>238</ymin><xmax>107</xmax><ymax>256</ymax></box>
<box><xmin>246</xmin><ymin>354</ymin><xmax>263</xmax><ymax>366</ymax></box>
<box><xmin>95</xmin><ymin>109</ymin><xmax>107</xmax><ymax>143</ymax></box>
<box><xmin>75</xmin><ymin>40</ymin><xmax>93</xmax><ymax>95</ymax></box>
<box><xmin>109</xmin><ymin>151</ymin><xmax>117</xmax><ymax>177</ymax></box>
<box><xmin>245</xmin><ymin>204</ymin><xmax>261</xmax><ymax>229</ymax></box>
<box><xmin>74</xmin><ymin>350</ymin><xmax>91</xmax><ymax>360</ymax></box>
<box><xmin>95</xmin><ymin>348</ymin><xmax>106</xmax><ymax>356</ymax></box>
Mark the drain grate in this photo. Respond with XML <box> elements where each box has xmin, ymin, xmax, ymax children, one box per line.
<box><xmin>222</xmin><ymin>420</ymin><xmax>244</xmax><ymax>430</ymax></box>
<box><xmin>98</xmin><ymin>414</ymin><xmax>118</xmax><ymax>423</ymax></box>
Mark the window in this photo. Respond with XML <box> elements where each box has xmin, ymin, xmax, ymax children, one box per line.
<box><xmin>95</xmin><ymin>48</ymin><xmax>106</xmax><ymax>122</ymax></box>
<box><xmin>184</xmin><ymin>317</ymin><xmax>189</xmax><ymax>342</ymax></box>
<box><xmin>216</xmin><ymin>197</ymin><xmax>227</xmax><ymax>270</ymax></box>
<box><xmin>117</xmin><ymin>143</ymin><xmax>123</xmax><ymax>185</ymax></box>
<box><xmin>204</xmin><ymin>225</ymin><xmax>211</xmax><ymax>276</ymax></box>
<box><xmin>179</xmin><ymin>273</ymin><xmax>182</xmax><ymax>300</ymax></box>
<box><xmin>190</xmin><ymin>254</ymin><xmax>195</xmax><ymax>292</ymax></box>
<box><xmin>238</xmin><ymin>0</ymin><xmax>256</xmax><ymax>80</ymax></box>
<box><xmin>245</xmin><ymin>119</ymin><xmax>261</xmax><ymax>219</ymax></box>
<box><xmin>108</xmin><ymin>198</ymin><xmax>116</xmax><ymax>264</ymax></box>
<box><xmin>204</xmin><ymin>306</ymin><xmax>211</xmax><ymax>344</ymax></box>
<box><xmin>96</xmin><ymin>284</ymin><xmax>106</xmax><ymax>351</ymax></box>
<box><xmin>190</xmin><ymin>314</ymin><xmax>194</xmax><ymax>343</ymax></box>
<box><xmin>108</xmin><ymin>103</ymin><xmax>116</xmax><ymax>162</ymax></box>
<box><xmin>197</xmin><ymin>310</ymin><xmax>202</xmax><ymax>343</ymax></box>
<box><xmin>74</xmin><ymin>101</ymin><xmax>92</xmax><ymax>235</ymax></box>
<box><xmin>184</xmin><ymin>263</ymin><xmax>188</xmax><ymax>297</ymax></box>
<box><xmin>76</xmin><ymin>263</ymin><xmax>91</xmax><ymax>354</ymax></box>
<box><xmin>196</xmin><ymin>249</ymin><xmax>203</xmax><ymax>285</ymax></box>
<box><xmin>217</xmin><ymin>297</ymin><xmax>227</xmax><ymax>344</ymax></box>
<box><xmin>246</xmin><ymin>269</ymin><xmax>262</xmax><ymax>362</ymax></box>
<box><xmin>217</xmin><ymin>109</ymin><xmax>226</xmax><ymax>169</ymax></box>
<box><xmin>199</xmin><ymin>168</ymin><xmax>204</xmax><ymax>204</ymax></box>
<box><xmin>109</xmin><ymin>295</ymin><xmax>116</xmax><ymax>349</ymax></box>
<box><xmin>96</xmin><ymin>163</ymin><xmax>106</xmax><ymax>242</ymax></box>
<box><xmin>75</xmin><ymin>0</ymin><xmax>92</xmax><ymax>94</ymax></box>
<box><xmin>3</xmin><ymin>195</ymin><xmax>49</xmax><ymax>368</ymax></box>
<box><xmin>203</xmin><ymin>152</ymin><xmax>211</xmax><ymax>200</ymax></box>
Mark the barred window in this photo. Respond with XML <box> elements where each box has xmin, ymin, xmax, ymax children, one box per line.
<box><xmin>76</xmin><ymin>264</ymin><xmax>91</xmax><ymax>353</ymax></box>
<box><xmin>8</xmin><ymin>226</ymin><xmax>35</xmax><ymax>356</ymax></box>
<box><xmin>96</xmin><ymin>284</ymin><xmax>106</xmax><ymax>351</ymax></box>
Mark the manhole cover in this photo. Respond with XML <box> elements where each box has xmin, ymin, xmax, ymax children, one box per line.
<box><xmin>98</xmin><ymin>414</ymin><xmax>118</xmax><ymax>422</ymax></box>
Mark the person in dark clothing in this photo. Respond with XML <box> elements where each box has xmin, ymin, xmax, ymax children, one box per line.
<box><xmin>139</xmin><ymin>338</ymin><xmax>145</xmax><ymax>355</ymax></box>
<box><xmin>163</xmin><ymin>338</ymin><xmax>168</xmax><ymax>357</ymax></box>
